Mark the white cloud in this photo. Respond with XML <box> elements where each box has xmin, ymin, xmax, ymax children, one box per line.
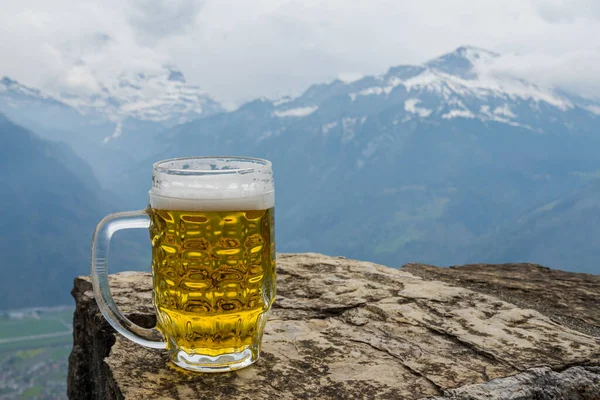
<box><xmin>128</xmin><ymin>0</ymin><xmax>204</xmax><ymax>45</ymax></box>
<box><xmin>534</xmin><ymin>0</ymin><xmax>600</xmax><ymax>23</ymax></box>
<box><xmin>476</xmin><ymin>50</ymin><xmax>600</xmax><ymax>100</ymax></box>
<box><xmin>0</xmin><ymin>0</ymin><xmax>599</xmax><ymax>105</ymax></box>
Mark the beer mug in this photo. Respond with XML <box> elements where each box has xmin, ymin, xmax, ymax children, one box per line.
<box><xmin>91</xmin><ymin>157</ymin><xmax>275</xmax><ymax>372</ymax></box>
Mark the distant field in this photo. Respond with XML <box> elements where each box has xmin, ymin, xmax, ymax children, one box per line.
<box><xmin>0</xmin><ymin>333</ymin><xmax>72</xmax><ymax>354</ymax></box>
<box><xmin>0</xmin><ymin>308</ymin><xmax>73</xmax><ymax>356</ymax></box>
<box><xmin>0</xmin><ymin>319</ymin><xmax>67</xmax><ymax>340</ymax></box>
<box><xmin>0</xmin><ymin>306</ymin><xmax>74</xmax><ymax>399</ymax></box>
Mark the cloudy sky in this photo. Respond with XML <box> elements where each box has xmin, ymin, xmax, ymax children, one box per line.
<box><xmin>0</xmin><ymin>0</ymin><xmax>599</xmax><ymax>107</ymax></box>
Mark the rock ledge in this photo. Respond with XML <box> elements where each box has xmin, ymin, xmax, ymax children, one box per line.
<box><xmin>68</xmin><ymin>253</ymin><xmax>600</xmax><ymax>399</ymax></box>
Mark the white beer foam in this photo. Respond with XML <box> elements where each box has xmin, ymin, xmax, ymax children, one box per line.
<box><xmin>149</xmin><ymin>192</ymin><xmax>274</xmax><ymax>211</ymax></box>
<box><xmin>149</xmin><ymin>157</ymin><xmax>274</xmax><ymax>211</ymax></box>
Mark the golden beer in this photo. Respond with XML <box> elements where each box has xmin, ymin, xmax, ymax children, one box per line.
<box><xmin>149</xmin><ymin>207</ymin><xmax>275</xmax><ymax>357</ymax></box>
<box><xmin>92</xmin><ymin>156</ymin><xmax>275</xmax><ymax>372</ymax></box>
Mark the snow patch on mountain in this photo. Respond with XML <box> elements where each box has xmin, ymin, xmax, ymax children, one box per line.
<box><xmin>442</xmin><ymin>109</ymin><xmax>475</xmax><ymax>119</ymax></box>
<box><xmin>350</xmin><ymin>86</ymin><xmax>394</xmax><ymax>101</ymax></box>
<box><xmin>479</xmin><ymin>105</ymin><xmax>535</xmax><ymax>131</ymax></box>
<box><xmin>493</xmin><ymin>104</ymin><xmax>516</xmax><ymax>118</ymax></box>
<box><xmin>321</xmin><ymin>121</ymin><xmax>338</xmax><ymax>135</ymax></box>
<box><xmin>586</xmin><ymin>105</ymin><xmax>600</xmax><ymax>115</ymax></box>
<box><xmin>273</xmin><ymin>106</ymin><xmax>318</xmax><ymax>117</ymax></box>
<box><xmin>273</xmin><ymin>96</ymin><xmax>293</xmax><ymax>106</ymax></box>
<box><xmin>404</xmin><ymin>98</ymin><xmax>432</xmax><ymax>118</ymax></box>
<box><xmin>403</xmin><ymin>70</ymin><xmax>441</xmax><ymax>90</ymax></box>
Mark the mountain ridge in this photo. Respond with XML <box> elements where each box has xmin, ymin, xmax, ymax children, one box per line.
<box><xmin>267</xmin><ymin>46</ymin><xmax>597</xmax><ymax>129</ymax></box>
<box><xmin>470</xmin><ymin>178</ymin><xmax>600</xmax><ymax>274</ymax></box>
<box><xmin>2</xmin><ymin>44</ymin><xmax>600</xmax><ymax>307</ymax></box>
<box><xmin>0</xmin><ymin>66</ymin><xmax>223</xmax><ymax>127</ymax></box>
<box><xmin>0</xmin><ymin>66</ymin><xmax>225</xmax><ymax>189</ymax></box>
<box><xmin>113</xmin><ymin>46</ymin><xmax>600</xmax><ymax>273</ymax></box>
<box><xmin>0</xmin><ymin>113</ymin><xmax>111</xmax><ymax>309</ymax></box>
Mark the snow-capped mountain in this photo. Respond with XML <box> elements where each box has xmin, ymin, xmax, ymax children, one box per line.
<box><xmin>56</xmin><ymin>66</ymin><xmax>223</xmax><ymax>125</ymax></box>
<box><xmin>1</xmin><ymin>66</ymin><xmax>222</xmax><ymax>126</ymax></box>
<box><xmin>0</xmin><ymin>68</ymin><xmax>223</xmax><ymax>187</ymax></box>
<box><xmin>119</xmin><ymin>46</ymin><xmax>600</xmax><ymax>273</ymax></box>
<box><xmin>3</xmin><ymin>45</ymin><xmax>600</xmax><ymax>273</ymax></box>
<box><xmin>267</xmin><ymin>45</ymin><xmax>597</xmax><ymax>133</ymax></box>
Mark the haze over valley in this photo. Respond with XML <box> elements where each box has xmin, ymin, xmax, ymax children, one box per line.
<box><xmin>2</xmin><ymin>46</ymin><xmax>600</xmax><ymax>311</ymax></box>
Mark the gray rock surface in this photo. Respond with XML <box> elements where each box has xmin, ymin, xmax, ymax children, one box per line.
<box><xmin>68</xmin><ymin>253</ymin><xmax>600</xmax><ymax>399</ymax></box>
<box><xmin>403</xmin><ymin>262</ymin><xmax>600</xmax><ymax>337</ymax></box>
<box><xmin>431</xmin><ymin>366</ymin><xmax>600</xmax><ymax>400</ymax></box>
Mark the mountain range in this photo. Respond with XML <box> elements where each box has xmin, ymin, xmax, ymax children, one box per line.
<box><xmin>0</xmin><ymin>66</ymin><xmax>222</xmax><ymax>189</ymax></box>
<box><xmin>118</xmin><ymin>46</ymin><xmax>600</xmax><ymax>272</ymax></box>
<box><xmin>0</xmin><ymin>112</ymin><xmax>108</xmax><ymax>308</ymax></box>
<box><xmin>1</xmin><ymin>45</ymin><xmax>599</xmax><ymax>308</ymax></box>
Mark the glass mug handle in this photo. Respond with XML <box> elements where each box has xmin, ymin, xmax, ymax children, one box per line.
<box><xmin>91</xmin><ymin>210</ymin><xmax>166</xmax><ymax>349</ymax></box>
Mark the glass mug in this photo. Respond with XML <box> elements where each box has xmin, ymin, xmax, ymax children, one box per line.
<box><xmin>91</xmin><ymin>157</ymin><xmax>276</xmax><ymax>373</ymax></box>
